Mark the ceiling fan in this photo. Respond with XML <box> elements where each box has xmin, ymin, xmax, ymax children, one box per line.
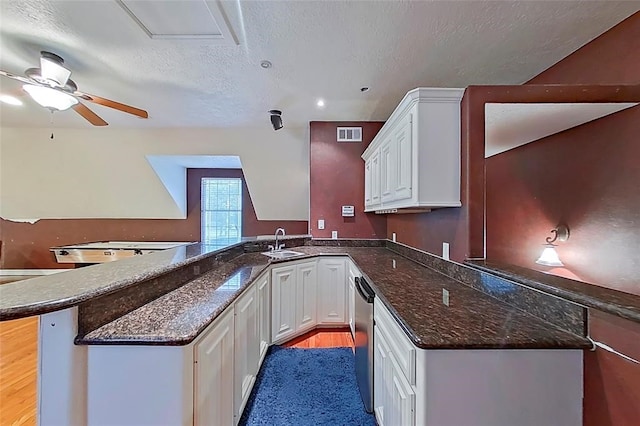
<box><xmin>0</xmin><ymin>51</ymin><xmax>148</xmax><ymax>126</ymax></box>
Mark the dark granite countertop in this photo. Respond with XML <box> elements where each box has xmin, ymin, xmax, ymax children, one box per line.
<box><xmin>77</xmin><ymin>253</ymin><xmax>271</xmax><ymax>345</ymax></box>
<box><xmin>79</xmin><ymin>246</ymin><xmax>589</xmax><ymax>350</ymax></box>
<box><xmin>465</xmin><ymin>260</ymin><xmax>640</xmax><ymax>324</ymax></box>
<box><xmin>0</xmin><ymin>235</ymin><xmax>309</xmax><ymax>321</ymax></box>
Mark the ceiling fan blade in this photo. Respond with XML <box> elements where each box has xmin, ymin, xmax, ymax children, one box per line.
<box><xmin>74</xmin><ymin>90</ymin><xmax>148</xmax><ymax>119</ymax></box>
<box><xmin>72</xmin><ymin>102</ymin><xmax>108</xmax><ymax>126</ymax></box>
<box><xmin>0</xmin><ymin>70</ymin><xmax>33</xmax><ymax>85</ymax></box>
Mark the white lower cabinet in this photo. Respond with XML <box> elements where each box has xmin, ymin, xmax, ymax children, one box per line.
<box><xmin>271</xmin><ymin>264</ymin><xmax>298</xmax><ymax>342</ymax></box>
<box><xmin>296</xmin><ymin>262</ymin><xmax>318</xmax><ymax>332</ymax></box>
<box><xmin>233</xmin><ymin>284</ymin><xmax>259</xmax><ymax>420</ymax></box>
<box><xmin>271</xmin><ymin>260</ymin><xmax>319</xmax><ymax>343</ymax></box>
<box><xmin>317</xmin><ymin>258</ymin><xmax>347</xmax><ymax>324</ymax></box>
<box><xmin>195</xmin><ymin>308</ymin><xmax>235</xmax><ymax>426</ymax></box>
<box><xmin>374</xmin><ymin>323</ymin><xmax>415</xmax><ymax>426</ymax></box>
<box><xmin>373</xmin><ymin>299</ymin><xmax>584</xmax><ymax>426</ymax></box>
<box><xmin>257</xmin><ymin>272</ymin><xmax>271</xmax><ymax>363</ymax></box>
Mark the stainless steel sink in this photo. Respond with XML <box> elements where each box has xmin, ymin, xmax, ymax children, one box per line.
<box><xmin>261</xmin><ymin>250</ymin><xmax>305</xmax><ymax>260</ymax></box>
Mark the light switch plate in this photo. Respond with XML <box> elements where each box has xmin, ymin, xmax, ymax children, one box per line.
<box><xmin>318</xmin><ymin>219</ymin><xmax>325</xmax><ymax>230</ymax></box>
<box><xmin>442</xmin><ymin>288</ymin><xmax>450</xmax><ymax>306</ymax></box>
<box><xmin>331</xmin><ymin>231</ymin><xmax>338</xmax><ymax>239</ymax></box>
<box><xmin>392</xmin><ymin>259</ymin><xmax>396</xmax><ymax>269</ymax></box>
<box><xmin>442</xmin><ymin>242</ymin><xmax>450</xmax><ymax>260</ymax></box>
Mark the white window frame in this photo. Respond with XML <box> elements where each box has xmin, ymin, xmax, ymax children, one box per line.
<box><xmin>201</xmin><ymin>177</ymin><xmax>243</xmax><ymax>243</ymax></box>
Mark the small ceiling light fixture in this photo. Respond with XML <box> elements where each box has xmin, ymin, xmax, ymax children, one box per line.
<box><xmin>260</xmin><ymin>60</ymin><xmax>272</xmax><ymax>69</ymax></box>
<box><xmin>0</xmin><ymin>94</ymin><xmax>23</xmax><ymax>106</ymax></box>
<box><xmin>535</xmin><ymin>224</ymin><xmax>570</xmax><ymax>267</ymax></box>
<box><xmin>316</xmin><ymin>98</ymin><xmax>325</xmax><ymax>108</ymax></box>
<box><xmin>23</xmin><ymin>84</ymin><xmax>78</xmax><ymax>111</ymax></box>
<box><xmin>268</xmin><ymin>109</ymin><xmax>283</xmax><ymax>131</ymax></box>
<box><xmin>360</xmin><ymin>87</ymin><xmax>370</xmax><ymax>92</ymax></box>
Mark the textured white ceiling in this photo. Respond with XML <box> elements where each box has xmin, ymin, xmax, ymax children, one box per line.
<box><xmin>0</xmin><ymin>0</ymin><xmax>638</xmax><ymax>129</ymax></box>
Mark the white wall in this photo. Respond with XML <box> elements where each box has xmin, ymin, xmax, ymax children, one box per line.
<box><xmin>0</xmin><ymin>126</ymin><xmax>309</xmax><ymax>221</ymax></box>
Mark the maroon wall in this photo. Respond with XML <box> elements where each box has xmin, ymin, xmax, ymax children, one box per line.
<box><xmin>485</xmin><ymin>12</ymin><xmax>640</xmax><ymax>426</ymax></box>
<box><xmin>0</xmin><ymin>168</ymin><xmax>307</xmax><ymax>269</ymax></box>
<box><xmin>309</xmin><ymin>121</ymin><xmax>386</xmax><ymax>239</ymax></box>
<box><xmin>528</xmin><ymin>12</ymin><xmax>640</xmax><ymax>85</ymax></box>
<box><xmin>485</xmin><ymin>106</ymin><xmax>640</xmax><ymax>295</ymax></box>
<box><xmin>486</xmin><ymin>11</ymin><xmax>640</xmax><ymax>294</ymax></box>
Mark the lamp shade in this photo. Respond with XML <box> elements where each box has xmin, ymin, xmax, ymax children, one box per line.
<box><xmin>23</xmin><ymin>84</ymin><xmax>78</xmax><ymax>111</ymax></box>
<box><xmin>535</xmin><ymin>245</ymin><xmax>564</xmax><ymax>267</ymax></box>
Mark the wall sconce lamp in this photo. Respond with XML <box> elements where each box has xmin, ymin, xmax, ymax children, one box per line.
<box><xmin>535</xmin><ymin>224</ymin><xmax>570</xmax><ymax>267</ymax></box>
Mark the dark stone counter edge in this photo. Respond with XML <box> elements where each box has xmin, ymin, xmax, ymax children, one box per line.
<box><xmin>0</xmin><ymin>241</ymin><xmax>248</xmax><ymax>322</ymax></box>
<box><xmin>76</xmin><ymin>251</ymin><xmax>591</xmax><ymax>350</ymax></box>
<box><xmin>465</xmin><ymin>260</ymin><xmax>640</xmax><ymax>324</ymax></box>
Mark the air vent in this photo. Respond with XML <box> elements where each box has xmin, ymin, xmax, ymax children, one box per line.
<box><xmin>337</xmin><ymin>127</ymin><xmax>362</xmax><ymax>142</ymax></box>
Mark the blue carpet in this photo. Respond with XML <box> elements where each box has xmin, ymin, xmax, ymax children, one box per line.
<box><xmin>240</xmin><ymin>346</ymin><xmax>377</xmax><ymax>426</ymax></box>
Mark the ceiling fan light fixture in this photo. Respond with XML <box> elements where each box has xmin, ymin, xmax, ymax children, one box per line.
<box><xmin>40</xmin><ymin>56</ymin><xmax>71</xmax><ymax>87</ymax></box>
<box><xmin>23</xmin><ymin>84</ymin><xmax>78</xmax><ymax>111</ymax></box>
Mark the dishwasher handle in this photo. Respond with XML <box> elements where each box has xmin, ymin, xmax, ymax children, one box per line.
<box><xmin>355</xmin><ymin>277</ymin><xmax>375</xmax><ymax>303</ymax></box>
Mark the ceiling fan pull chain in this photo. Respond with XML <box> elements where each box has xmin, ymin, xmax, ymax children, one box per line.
<box><xmin>50</xmin><ymin>110</ymin><xmax>54</xmax><ymax>140</ymax></box>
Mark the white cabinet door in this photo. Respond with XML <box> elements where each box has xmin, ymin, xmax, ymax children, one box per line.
<box><xmin>257</xmin><ymin>272</ymin><xmax>271</xmax><ymax>363</ymax></box>
<box><xmin>387</xmin><ymin>352</ymin><xmax>416</xmax><ymax>426</ymax></box>
<box><xmin>296</xmin><ymin>261</ymin><xmax>318</xmax><ymax>333</ymax></box>
<box><xmin>374</xmin><ymin>327</ymin><xmax>390</xmax><ymax>426</ymax></box>
<box><xmin>364</xmin><ymin>159</ymin><xmax>373</xmax><ymax>207</ymax></box>
<box><xmin>394</xmin><ymin>113</ymin><xmax>413</xmax><ymax>201</ymax></box>
<box><xmin>194</xmin><ymin>309</ymin><xmax>234</xmax><ymax>426</ymax></box>
<box><xmin>371</xmin><ymin>150</ymin><xmax>381</xmax><ymax>205</ymax></box>
<box><xmin>380</xmin><ymin>138</ymin><xmax>395</xmax><ymax>203</ymax></box>
<box><xmin>317</xmin><ymin>258</ymin><xmax>347</xmax><ymax>324</ymax></box>
<box><xmin>234</xmin><ymin>285</ymin><xmax>259</xmax><ymax>420</ymax></box>
<box><xmin>271</xmin><ymin>265</ymin><xmax>297</xmax><ymax>342</ymax></box>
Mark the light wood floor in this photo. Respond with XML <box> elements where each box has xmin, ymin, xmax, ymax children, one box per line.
<box><xmin>0</xmin><ymin>316</ymin><xmax>38</xmax><ymax>426</ymax></box>
<box><xmin>283</xmin><ymin>327</ymin><xmax>354</xmax><ymax>349</ymax></box>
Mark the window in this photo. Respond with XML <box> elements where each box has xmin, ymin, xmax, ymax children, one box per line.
<box><xmin>201</xmin><ymin>178</ymin><xmax>242</xmax><ymax>243</ymax></box>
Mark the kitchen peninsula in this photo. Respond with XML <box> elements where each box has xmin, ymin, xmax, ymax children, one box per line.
<box><xmin>1</xmin><ymin>236</ymin><xmax>591</xmax><ymax>425</ymax></box>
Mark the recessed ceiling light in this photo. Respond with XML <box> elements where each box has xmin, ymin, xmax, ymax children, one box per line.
<box><xmin>360</xmin><ymin>87</ymin><xmax>370</xmax><ymax>92</ymax></box>
<box><xmin>316</xmin><ymin>99</ymin><xmax>325</xmax><ymax>108</ymax></box>
<box><xmin>260</xmin><ymin>60</ymin><xmax>272</xmax><ymax>69</ymax></box>
<box><xmin>0</xmin><ymin>94</ymin><xmax>23</xmax><ymax>106</ymax></box>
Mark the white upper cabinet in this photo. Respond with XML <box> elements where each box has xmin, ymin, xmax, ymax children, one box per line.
<box><xmin>380</xmin><ymin>137</ymin><xmax>395</xmax><ymax>204</ymax></box>
<box><xmin>362</xmin><ymin>87</ymin><xmax>465</xmax><ymax>213</ymax></box>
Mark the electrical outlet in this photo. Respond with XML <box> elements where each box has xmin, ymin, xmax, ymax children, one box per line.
<box><xmin>392</xmin><ymin>232</ymin><xmax>396</xmax><ymax>242</ymax></box>
<box><xmin>318</xmin><ymin>219</ymin><xmax>325</xmax><ymax>230</ymax></box>
<box><xmin>442</xmin><ymin>288</ymin><xmax>450</xmax><ymax>306</ymax></box>
<box><xmin>193</xmin><ymin>265</ymin><xmax>200</xmax><ymax>276</ymax></box>
<box><xmin>442</xmin><ymin>242</ymin><xmax>450</xmax><ymax>260</ymax></box>
<box><xmin>331</xmin><ymin>231</ymin><xmax>338</xmax><ymax>239</ymax></box>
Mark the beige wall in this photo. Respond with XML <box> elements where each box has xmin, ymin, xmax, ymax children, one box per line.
<box><xmin>0</xmin><ymin>126</ymin><xmax>309</xmax><ymax>221</ymax></box>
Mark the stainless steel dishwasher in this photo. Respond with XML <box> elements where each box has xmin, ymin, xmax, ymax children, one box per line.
<box><xmin>354</xmin><ymin>276</ymin><xmax>375</xmax><ymax>413</ymax></box>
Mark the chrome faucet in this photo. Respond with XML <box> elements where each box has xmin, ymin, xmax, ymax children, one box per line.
<box><xmin>270</xmin><ymin>227</ymin><xmax>286</xmax><ymax>251</ymax></box>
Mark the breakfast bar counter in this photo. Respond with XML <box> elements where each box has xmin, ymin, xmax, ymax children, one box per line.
<box><xmin>73</xmin><ymin>245</ymin><xmax>588</xmax><ymax>349</ymax></box>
